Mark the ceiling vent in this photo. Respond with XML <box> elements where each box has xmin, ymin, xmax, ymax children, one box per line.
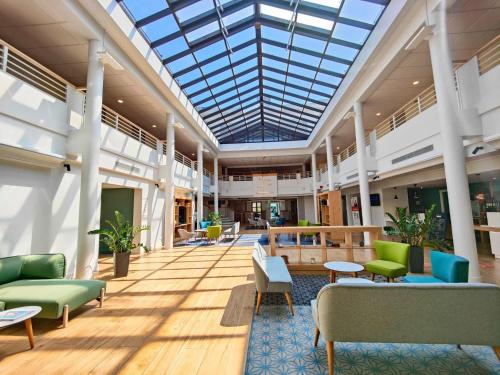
<box><xmin>392</xmin><ymin>145</ymin><xmax>434</xmax><ymax>165</ymax></box>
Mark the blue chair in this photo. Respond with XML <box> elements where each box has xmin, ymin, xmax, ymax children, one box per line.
<box><xmin>200</xmin><ymin>220</ymin><xmax>211</xmax><ymax>229</ymax></box>
<box><xmin>403</xmin><ymin>250</ymin><xmax>469</xmax><ymax>283</ymax></box>
<box><xmin>275</xmin><ymin>218</ymin><xmax>286</xmax><ymax>226</ymax></box>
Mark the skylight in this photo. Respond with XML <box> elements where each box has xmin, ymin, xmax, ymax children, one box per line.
<box><xmin>120</xmin><ymin>0</ymin><xmax>389</xmax><ymax>143</ymax></box>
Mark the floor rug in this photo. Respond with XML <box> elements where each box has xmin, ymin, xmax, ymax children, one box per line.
<box><xmin>259</xmin><ymin>274</ymin><xmax>391</xmax><ymax>306</ymax></box>
<box><xmin>245</xmin><ymin>305</ymin><xmax>500</xmax><ymax>375</ymax></box>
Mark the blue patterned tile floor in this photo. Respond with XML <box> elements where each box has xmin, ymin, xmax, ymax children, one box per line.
<box><xmin>245</xmin><ymin>305</ymin><xmax>500</xmax><ymax>375</ymax></box>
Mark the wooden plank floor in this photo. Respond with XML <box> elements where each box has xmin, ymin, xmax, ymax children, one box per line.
<box><xmin>0</xmin><ymin>243</ymin><xmax>256</xmax><ymax>374</ymax></box>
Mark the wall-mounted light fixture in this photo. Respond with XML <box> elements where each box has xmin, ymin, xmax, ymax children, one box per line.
<box><xmin>393</xmin><ymin>187</ymin><xmax>398</xmax><ymax>200</ymax></box>
<box><xmin>63</xmin><ymin>163</ymin><xmax>71</xmax><ymax>172</ymax></box>
<box><xmin>472</xmin><ymin>146</ymin><xmax>484</xmax><ymax>155</ymax></box>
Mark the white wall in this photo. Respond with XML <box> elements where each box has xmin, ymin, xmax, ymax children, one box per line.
<box><xmin>0</xmin><ymin>161</ymin><xmax>81</xmax><ymax>277</ymax></box>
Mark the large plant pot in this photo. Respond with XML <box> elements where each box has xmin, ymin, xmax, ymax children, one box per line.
<box><xmin>409</xmin><ymin>246</ymin><xmax>424</xmax><ymax>273</ymax></box>
<box><xmin>114</xmin><ymin>252</ymin><xmax>130</xmax><ymax>278</ymax></box>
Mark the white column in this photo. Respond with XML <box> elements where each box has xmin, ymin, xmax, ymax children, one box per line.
<box><xmin>76</xmin><ymin>40</ymin><xmax>104</xmax><ymax>279</ymax></box>
<box><xmin>197</xmin><ymin>142</ymin><xmax>204</xmax><ymax>228</ymax></box>
<box><xmin>311</xmin><ymin>153</ymin><xmax>318</xmax><ymax>223</ymax></box>
<box><xmin>353</xmin><ymin>102</ymin><xmax>372</xmax><ymax>228</ymax></box>
<box><xmin>213</xmin><ymin>157</ymin><xmax>219</xmax><ymax>214</ymax></box>
<box><xmin>325</xmin><ymin>136</ymin><xmax>335</xmax><ymax>191</ymax></box>
<box><xmin>302</xmin><ymin>163</ymin><xmax>306</xmax><ymax>175</ymax></box>
<box><xmin>164</xmin><ymin>113</ymin><xmax>175</xmax><ymax>250</ymax></box>
<box><xmin>428</xmin><ymin>4</ymin><xmax>480</xmax><ymax>281</ymax></box>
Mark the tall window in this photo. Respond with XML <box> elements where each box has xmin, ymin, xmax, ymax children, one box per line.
<box><xmin>252</xmin><ymin>202</ymin><xmax>262</xmax><ymax>217</ymax></box>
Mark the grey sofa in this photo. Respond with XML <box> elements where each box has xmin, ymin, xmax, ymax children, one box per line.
<box><xmin>252</xmin><ymin>242</ymin><xmax>293</xmax><ymax>315</ymax></box>
<box><xmin>311</xmin><ymin>283</ymin><xmax>500</xmax><ymax>375</ymax></box>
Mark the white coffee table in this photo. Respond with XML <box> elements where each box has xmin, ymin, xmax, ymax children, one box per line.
<box><xmin>337</xmin><ymin>277</ymin><xmax>375</xmax><ymax>285</ymax></box>
<box><xmin>324</xmin><ymin>261</ymin><xmax>364</xmax><ymax>283</ymax></box>
<box><xmin>0</xmin><ymin>306</ymin><xmax>42</xmax><ymax>349</ymax></box>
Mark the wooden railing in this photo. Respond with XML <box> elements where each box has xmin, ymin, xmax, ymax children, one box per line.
<box><xmin>0</xmin><ymin>39</ymin><xmax>68</xmax><ymax>102</ymax></box>
<box><xmin>477</xmin><ymin>35</ymin><xmax>500</xmax><ymax>75</ymax></box>
<box><xmin>268</xmin><ymin>225</ymin><xmax>382</xmax><ymax>269</ymax></box>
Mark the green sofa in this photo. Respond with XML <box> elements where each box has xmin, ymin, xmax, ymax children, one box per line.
<box><xmin>311</xmin><ymin>283</ymin><xmax>500</xmax><ymax>375</ymax></box>
<box><xmin>0</xmin><ymin>254</ymin><xmax>106</xmax><ymax>327</ymax></box>
<box><xmin>364</xmin><ymin>240</ymin><xmax>410</xmax><ymax>281</ymax></box>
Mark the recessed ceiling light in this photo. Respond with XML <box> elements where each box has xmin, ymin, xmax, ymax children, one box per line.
<box><xmin>412</xmin><ymin>80</ymin><xmax>420</xmax><ymax>86</ymax></box>
<box><xmin>376</xmin><ymin>112</ymin><xmax>381</xmax><ymax>116</ymax></box>
<box><xmin>152</xmin><ymin>124</ymin><xmax>157</xmax><ymax>128</ymax></box>
<box><xmin>117</xmin><ymin>99</ymin><xmax>124</xmax><ymax>103</ymax></box>
<box><xmin>191</xmin><ymin>153</ymin><xmax>195</xmax><ymax>156</ymax></box>
<box><xmin>336</xmin><ymin>146</ymin><xmax>340</xmax><ymax>150</ymax></box>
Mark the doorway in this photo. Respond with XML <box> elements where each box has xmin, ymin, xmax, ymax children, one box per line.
<box><xmin>270</xmin><ymin>202</ymin><xmax>280</xmax><ymax>219</ymax></box>
<box><xmin>99</xmin><ymin>188</ymin><xmax>135</xmax><ymax>254</ymax></box>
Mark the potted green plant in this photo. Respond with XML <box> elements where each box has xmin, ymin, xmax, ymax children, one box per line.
<box><xmin>207</xmin><ymin>211</ymin><xmax>222</xmax><ymax>226</ymax></box>
<box><xmin>386</xmin><ymin>204</ymin><xmax>436</xmax><ymax>273</ymax></box>
<box><xmin>88</xmin><ymin>211</ymin><xmax>150</xmax><ymax>277</ymax></box>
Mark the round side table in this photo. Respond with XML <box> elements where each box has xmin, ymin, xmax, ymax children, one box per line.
<box><xmin>323</xmin><ymin>261</ymin><xmax>364</xmax><ymax>283</ymax></box>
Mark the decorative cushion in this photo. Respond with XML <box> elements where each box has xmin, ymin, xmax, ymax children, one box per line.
<box><xmin>20</xmin><ymin>254</ymin><xmax>65</xmax><ymax>279</ymax></box>
<box><xmin>365</xmin><ymin>260</ymin><xmax>407</xmax><ymax>278</ymax></box>
<box><xmin>0</xmin><ymin>256</ymin><xmax>23</xmax><ymax>285</ymax></box>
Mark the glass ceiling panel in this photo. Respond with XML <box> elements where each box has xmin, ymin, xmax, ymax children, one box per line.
<box><xmin>120</xmin><ymin>0</ymin><xmax>389</xmax><ymax>143</ymax></box>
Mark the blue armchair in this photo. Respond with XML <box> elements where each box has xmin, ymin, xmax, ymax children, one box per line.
<box><xmin>403</xmin><ymin>250</ymin><xmax>469</xmax><ymax>283</ymax></box>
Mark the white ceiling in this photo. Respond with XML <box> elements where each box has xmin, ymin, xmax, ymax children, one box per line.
<box><xmin>0</xmin><ymin>0</ymin><xmax>498</xmax><ymax>167</ymax></box>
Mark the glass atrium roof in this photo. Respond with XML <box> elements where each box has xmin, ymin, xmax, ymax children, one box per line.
<box><xmin>119</xmin><ymin>0</ymin><xmax>389</xmax><ymax>143</ymax></box>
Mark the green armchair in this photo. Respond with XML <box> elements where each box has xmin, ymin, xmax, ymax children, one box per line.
<box><xmin>364</xmin><ymin>240</ymin><xmax>410</xmax><ymax>282</ymax></box>
<box><xmin>206</xmin><ymin>225</ymin><xmax>222</xmax><ymax>245</ymax></box>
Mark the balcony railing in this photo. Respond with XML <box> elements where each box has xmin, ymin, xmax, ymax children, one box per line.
<box><xmin>232</xmin><ymin>175</ymin><xmax>253</xmax><ymax>181</ymax></box>
<box><xmin>277</xmin><ymin>173</ymin><xmax>298</xmax><ymax>180</ymax></box>
<box><xmin>193</xmin><ymin>161</ymin><xmax>211</xmax><ymax>177</ymax></box>
<box><xmin>336</xmin><ymin>36</ymin><xmax>499</xmax><ymax>162</ymax></box>
<box><xmin>374</xmin><ymin>84</ymin><xmax>437</xmax><ymax>140</ymax></box>
<box><xmin>339</xmin><ymin>133</ymin><xmax>370</xmax><ymax>161</ymax></box>
<box><xmin>102</xmin><ymin>106</ymin><xmax>157</xmax><ymax>149</ymax></box>
<box><xmin>0</xmin><ymin>39</ymin><xmax>68</xmax><ymax>102</ymax></box>
<box><xmin>477</xmin><ymin>35</ymin><xmax>500</xmax><ymax>75</ymax></box>
<box><xmin>300</xmin><ymin>171</ymin><xmax>312</xmax><ymax>178</ymax></box>
<box><xmin>174</xmin><ymin>150</ymin><xmax>193</xmax><ymax>168</ymax></box>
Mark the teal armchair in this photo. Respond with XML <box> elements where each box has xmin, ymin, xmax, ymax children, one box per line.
<box><xmin>364</xmin><ymin>240</ymin><xmax>410</xmax><ymax>282</ymax></box>
<box><xmin>403</xmin><ymin>250</ymin><xmax>469</xmax><ymax>283</ymax></box>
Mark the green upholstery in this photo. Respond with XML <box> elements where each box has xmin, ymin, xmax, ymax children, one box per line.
<box><xmin>20</xmin><ymin>254</ymin><xmax>65</xmax><ymax>279</ymax></box>
<box><xmin>312</xmin><ymin>283</ymin><xmax>500</xmax><ymax>346</ymax></box>
<box><xmin>365</xmin><ymin>240</ymin><xmax>410</xmax><ymax>279</ymax></box>
<box><xmin>206</xmin><ymin>225</ymin><xmax>222</xmax><ymax>243</ymax></box>
<box><xmin>0</xmin><ymin>254</ymin><xmax>106</xmax><ymax>321</ymax></box>
<box><xmin>0</xmin><ymin>256</ymin><xmax>23</xmax><ymax>284</ymax></box>
<box><xmin>0</xmin><ymin>279</ymin><xmax>106</xmax><ymax>319</ymax></box>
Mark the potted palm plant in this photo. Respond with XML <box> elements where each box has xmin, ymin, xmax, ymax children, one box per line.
<box><xmin>88</xmin><ymin>211</ymin><xmax>150</xmax><ymax>277</ymax></box>
<box><xmin>386</xmin><ymin>204</ymin><xmax>435</xmax><ymax>273</ymax></box>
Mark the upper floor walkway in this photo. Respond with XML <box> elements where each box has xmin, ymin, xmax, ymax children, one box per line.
<box><xmin>0</xmin><ymin>35</ymin><xmax>499</xmax><ymax>197</ymax></box>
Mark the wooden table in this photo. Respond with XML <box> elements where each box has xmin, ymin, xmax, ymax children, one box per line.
<box><xmin>195</xmin><ymin>228</ymin><xmax>207</xmax><ymax>241</ymax></box>
<box><xmin>474</xmin><ymin>225</ymin><xmax>500</xmax><ymax>232</ymax></box>
<box><xmin>0</xmin><ymin>306</ymin><xmax>41</xmax><ymax>349</ymax></box>
<box><xmin>324</xmin><ymin>261</ymin><xmax>364</xmax><ymax>283</ymax></box>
